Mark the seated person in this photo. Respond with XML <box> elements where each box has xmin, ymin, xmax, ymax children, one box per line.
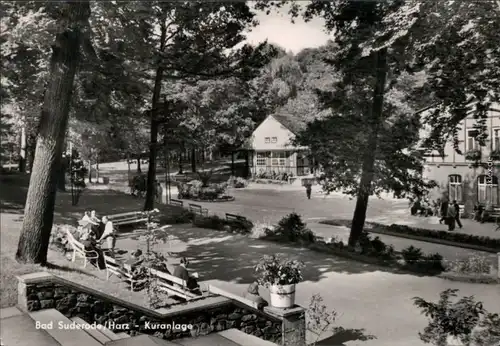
<box><xmin>121</xmin><ymin>250</ymin><xmax>147</xmax><ymax>288</ymax></box>
<box><xmin>244</xmin><ymin>282</ymin><xmax>268</xmax><ymax>309</ymax></box>
<box><xmin>474</xmin><ymin>204</ymin><xmax>485</xmax><ymax>222</ymax></box>
<box><xmin>98</xmin><ymin>216</ymin><xmax>116</xmax><ymax>256</ymax></box>
<box><xmin>79</xmin><ymin>228</ymin><xmax>106</xmax><ymax>269</ymax></box>
<box><xmin>173</xmin><ymin>257</ymin><xmax>201</xmax><ymax>295</ymax></box>
<box><xmin>125</xmin><ymin>249</ymin><xmax>145</xmax><ymax>268</ymax></box>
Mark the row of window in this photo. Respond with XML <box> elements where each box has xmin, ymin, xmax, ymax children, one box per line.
<box><xmin>256</xmin><ymin>151</ymin><xmax>289</xmax><ymax>166</ymax></box>
<box><xmin>448</xmin><ymin>174</ymin><xmax>498</xmax><ymax>204</ymax></box>
<box><xmin>467</xmin><ymin>129</ymin><xmax>500</xmax><ymax>151</ymax></box>
<box><xmin>265</xmin><ymin>137</ymin><xmax>278</xmax><ymax>144</ymax></box>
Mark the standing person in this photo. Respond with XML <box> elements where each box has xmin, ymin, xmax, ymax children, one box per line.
<box><xmin>439</xmin><ymin>197</ymin><xmax>448</xmax><ymax>224</ymax></box>
<box><xmin>446</xmin><ymin>201</ymin><xmax>457</xmax><ymax>231</ymax></box>
<box><xmin>155</xmin><ymin>180</ymin><xmax>163</xmax><ymax>203</ymax></box>
<box><xmin>305</xmin><ymin>181</ymin><xmax>312</xmax><ymax>200</ymax></box>
<box><xmin>452</xmin><ymin>200</ymin><xmax>463</xmax><ymax>229</ymax></box>
<box><xmin>98</xmin><ymin>216</ymin><xmax>116</xmax><ymax>256</ymax></box>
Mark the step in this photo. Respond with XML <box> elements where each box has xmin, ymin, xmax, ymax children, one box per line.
<box><xmin>175</xmin><ymin>333</ymin><xmax>240</xmax><ymax>346</ymax></box>
<box><xmin>1</xmin><ymin>312</ymin><xmax>59</xmax><ymax>346</ymax></box>
<box><xmin>114</xmin><ymin>333</ymin><xmax>130</xmax><ymax>339</ymax></box>
<box><xmin>105</xmin><ymin>334</ymin><xmax>180</xmax><ymax>345</ymax></box>
<box><xmin>71</xmin><ymin>317</ymin><xmax>111</xmax><ymax>344</ymax></box>
<box><xmin>29</xmin><ymin>309</ymin><xmax>102</xmax><ymax>346</ymax></box>
<box><xmin>0</xmin><ymin>306</ymin><xmax>23</xmax><ymax>319</ymax></box>
<box><xmin>218</xmin><ymin>329</ymin><xmax>278</xmax><ymax>346</ymax></box>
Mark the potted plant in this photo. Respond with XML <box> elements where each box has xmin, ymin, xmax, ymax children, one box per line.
<box><xmin>255</xmin><ymin>254</ymin><xmax>304</xmax><ymax>308</ymax></box>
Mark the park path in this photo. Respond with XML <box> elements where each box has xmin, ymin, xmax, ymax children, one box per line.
<box><xmin>116</xmin><ymin>225</ymin><xmax>500</xmax><ymax>346</ymax></box>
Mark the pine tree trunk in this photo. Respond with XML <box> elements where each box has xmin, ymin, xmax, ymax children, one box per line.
<box><xmin>191</xmin><ymin>147</ymin><xmax>196</xmax><ymax>173</ymax></box>
<box><xmin>144</xmin><ymin>22</ymin><xmax>167</xmax><ymax>211</ymax></box>
<box><xmin>178</xmin><ymin>149</ymin><xmax>184</xmax><ymax>174</ymax></box>
<box><xmin>348</xmin><ymin>49</ymin><xmax>388</xmax><ymax>248</ymax></box>
<box><xmin>95</xmin><ymin>160</ymin><xmax>99</xmax><ymax>181</ymax></box>
<box><xmin>19</xmin><ymin>126</ymin><xmax>26</xmax><ymax>172</ymax></box>
<box><xmin>135</xmin><ymin>157</ymin><xmax>141</xmax><ymax>173</ymax></box>
<box><xmin>16</xmin><ymin>1</ymin><xmax>89</xmax><ymax>264</ymax></box>
<box><xmin>27</xmin><ymin>133</ymin><xmax>36</xmax><ymax>172</ymax></box>
<box><xmin>88</xmin><ymin>160</ymin><xmax>92</xmax><ymax>183</ymax></box>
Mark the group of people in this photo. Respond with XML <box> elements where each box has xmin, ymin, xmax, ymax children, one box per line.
<box><xmin>76</xmin><ymin>210</ymin><xmax>117</xmax><ymax>269</ymax></box>
<box><xmin>437</xmin><ymin>199</ymin><xmax>463</xmax><ymax>231</ymax></box>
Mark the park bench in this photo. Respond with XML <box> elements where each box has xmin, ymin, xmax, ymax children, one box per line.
<box><xmin>103</xmin><ymin>255</ymin><xmax>146</xmax><ymax>291</ymax></box>
<box><xmin>108</xmin><ymin>211</ymin><xmax>148</xmax><ymax>226</ymax></box>
<box><xmin>169</xmin><ymin>199</ymin><xmax>184</xmax><ymax>207</ymax></box>
<box><xmin>225</xmin><ymin>213</ymin><xmax>247</xmax><ymax>222</ymax></box>
<box><xmin>188</xmin><ymin>203</ymin><xmax>208</xmax><ymax>216</ymax></box>
<box><xmin>150</xmin><ymin>268</ymin><xmax>202</xmax><ymax>301</ymax></box>
<box><xmin>65</xmin><ymin>229</ymin><xmax>99</xmax><ymax>268</ymax></box>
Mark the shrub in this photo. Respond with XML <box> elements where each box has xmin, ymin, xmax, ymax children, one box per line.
<box><xmin>447</xmin><ymin>255</ymin><xmax>492</xmax><ymax>274</ymax></box>
<box><xmin>192</xmin><ymin>214</ymin><xmax>225</xmax><ymax>230</ymax></box>
<box><xmin>225</xmin><ymin>218</ymin><xmax>254</xmax><ymax>234</ymax></box>
<box><xmin>251</xmin><ymin>222</ymin><xmax>274</xmax><ymax>239</ymax></box>
<box><xmin>272</xmin><ymin>213</ymin><xmax>315</xmax><ymax>243</ymax></box>
<box><xmin>420</xmin><ymin>253</ymin><xmax>445</xmax><ymax>273</ymax></box>
<box><xmin>228</xmin><ymin>176</ymin><xmax>248</xmax><ymax>188</ymax></box>
<box><xmin>402</xmin><ymin>246</ymin><xmax>424</xmax><ymax>264</ymax></box>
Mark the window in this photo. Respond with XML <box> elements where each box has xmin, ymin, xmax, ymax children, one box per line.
<box><xmin>494</xmin><ymin>129</ymin><xmax>500</xmax><ymax>150</ymax></box>
<box><xmin>271</xmin><ymin>152</ymin><xmax>287</xmax><ymax>166</ymax></box>
<box><xmin>256</xmin><ymin>152</ymin><xmax>269</xmax><ymax>166</ymax></box>
<box><xmin>271</xmin><ymin>137</ymin><xmax>277</xmax><ymax>143</ymax></box>
<box><xmin>467</xmin><ymin>130</ymin><xmax>479</xmax><ymax>150</ymax></box>
<box><xmin>448</xmin><ymin>175</ymin><xmax>463</xmax><ymax>203</ymax></box>
<box><xmin>265</xmin><ymin>137</ymin><xmax>270</xmax><ymax>144</ymax></box>
<box><xmin>477</xmin><ymin>175</ymin><xmax>498</xmax><ymax>205</ymax></box>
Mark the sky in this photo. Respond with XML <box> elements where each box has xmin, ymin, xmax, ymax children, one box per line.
<box><xmin>245</xmin><ymin>7</ymin><xmax>331</xmax><ymax>54</ymax></box>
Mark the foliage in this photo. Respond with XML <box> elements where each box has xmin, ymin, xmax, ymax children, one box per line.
<box><xmin>447</xmin><ymin>255</ymin><xmax>492</xmax><ymax>275</ymax></box>
<box><xmin>320</xmin><ymin>220</ymin><xmax>500</xmax><ymax>249</ymax></box>
<box><xmin>177</xmin><ymin>180</ymin><xmax>228</xmax><ymax>201</ymax></box>
<box><xmin>401</xmin><ymin>246</ymin><xmax>424</xmax><ymax>263</ymax></box>
<box><xmin>254</xmin><ymin>254</ymin><xmax>304</xmax><ymax>287</ymax></box>
<box><xmin>191</xmin><ymin>214</ymin><xmax>253</xmax><ymax>234</ymax></box>
<box><xmin>69</xmin><ymin>152</ymin><xmax>87</xmax><ymax>189</ymax></box>
<box><xmin>268</xmin><ymin>212</ymin><xmax>315</xmax><ymax>243</ymax></box>
<box><xmin>401</xmin><ymin>246</ymin><xmax>444</xmax><ymax>273</ymax></box>
<box><xmin>413</xmin><ymin>289</ymin><xmax>499</xmax><ymax>346</ymax></box>
<box><xmin>305</xmin><ymin>294</ymin><xmax>375</xmax><ymax>346</ymax></box>
<box><xmin>227</xmin><ymin>176</ymin><xmax>248</xmax><ymax>188</ymax></box>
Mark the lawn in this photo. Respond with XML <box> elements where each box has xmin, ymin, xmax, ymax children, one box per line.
<box><xmin>0</xmin><ymin>173</ymin><xmax>187</xmax><ymax>309</ymax></box>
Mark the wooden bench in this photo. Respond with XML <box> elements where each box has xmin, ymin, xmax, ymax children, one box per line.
<box><xmin>225</xmin><ymin>213</ymin><xmax>247</xmax><ymax>222</ymax></box>
<box><xmin>188</xmin><ymin>203</ymin><xmax>208</xmax><ymax>216</ymax></box>
<box><xmin>103</xmin><ymin>255</ymin><xmax>145</xmax><ymax>291</ymax></box>
<box><xmin>108</xmin><ymin>211</ymin><xmax>147</xmax><ymax>226</ymax></box>
<box><xmin>169</xmin><ymin>199</ymin><xmax>183</xmax><ymax>207</ymax></box>
<box><xmin>65</xmin><ymin>229</ymin><xmax>99</xmax><ymax>268</ymax></box>
<box><xmin>150</xmin><ymin>268</ymin><xmax>202</xmax><ymax>301</ymax></box>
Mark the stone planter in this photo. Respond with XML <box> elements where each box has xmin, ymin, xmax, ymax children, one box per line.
<box><xmin>269</xmin><ymin>284</ymin><xmax>296</xmax><ymax>309</ymax></box>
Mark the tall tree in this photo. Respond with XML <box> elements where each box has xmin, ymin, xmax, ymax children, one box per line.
<box><xmin>257</xmin><ymin>0</ymin><xmax>500</xmax><ymax>245</ymax></box>
<box><xmin>15</xmin><ymin>1</ymin><xmax>95</xmax><ymax>264</ymax></box>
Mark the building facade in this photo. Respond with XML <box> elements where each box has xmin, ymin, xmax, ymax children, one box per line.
<box><xmin>422</xmin><ymin>102</ymin><xmax>500</xmax><ymax>212</ymax></box>
<box><xmin>246</xmin><ymin>114</ymin><xmax>312</xmax><ymax>177</ymax></box>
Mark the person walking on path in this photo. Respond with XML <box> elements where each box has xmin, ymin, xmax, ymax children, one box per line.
<box><xmin>305</xmin><ymin>182</ymin><xmax>312</xmax><ymax>199</ymax></box>
<box><xmin>446</xmin><ymin>201</ymin><xmax>457</xmax><ymax>231</ymax></box>
<box><xmin>452</xmin><ymin>200</ymin><xmax>463</xmax><ymax>229</ymax></box>
<box><xmin>439</xmin><ymin>197</ymin><xmax>448</xmax><ymax>224</ymax></box>
<box><xmin>155</xmin><ymin>180</ymin><xmax>163</xmax><ymax>203</ymax></box>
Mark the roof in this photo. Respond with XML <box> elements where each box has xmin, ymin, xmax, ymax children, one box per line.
<box><xmin>270</xmin><ymin>113</ymin><xmax>306</xmax><ymax>135</ymax></box>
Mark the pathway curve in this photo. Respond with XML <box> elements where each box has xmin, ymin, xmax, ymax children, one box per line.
<box><xmin>116</xmin><ymin>225</ymin><xmax>500</xmax><ymax>346</ymax></box>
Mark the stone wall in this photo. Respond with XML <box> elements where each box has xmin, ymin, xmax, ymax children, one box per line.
<box><xmin>19</xmin><ymin>274</ymin><xmax>282</xmax><ymax>343</ymax></box>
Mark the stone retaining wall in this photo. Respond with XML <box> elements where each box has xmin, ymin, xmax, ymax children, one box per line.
<box><xmin>18</xmin><ymin>273</ymin><xmax>282</xmax><ymax>343</ymax></box>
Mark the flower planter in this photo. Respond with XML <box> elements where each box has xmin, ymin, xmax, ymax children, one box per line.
<box><xmin>269</xmin><ymin>284</ymin><xmax>296</xmax><ymax>308</ymax></box>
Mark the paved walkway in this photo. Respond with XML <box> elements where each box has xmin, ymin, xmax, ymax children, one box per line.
<box><xmin>116</xmin><ymin>225</ymin><xmax>500</xmax><ymax>346</ymax></box>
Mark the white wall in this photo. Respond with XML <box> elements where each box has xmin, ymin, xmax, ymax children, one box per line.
<box><xmin>249</xmin><ymin>116</ymin><xmax>297</xmax><ymax>150</ymax></box>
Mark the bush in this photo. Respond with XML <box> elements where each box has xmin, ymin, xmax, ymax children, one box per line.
<box><xmin>228</xmin><ymin>176</ymin><xmax>248</xmax><ymax>188</ymax></box>
<box><xmin>178</xmin><ymin>180</ymin><xmax>229</xmax><ymax>201</ymax></box>
<box><xmin>320</xmin><ymin>219</ymin><xmax>500</xmax><ymax>249</ymax></box>
<box><xmin>402</xmin><ymin>246</ymin><xmax>424</xmax><ymax>264</ymax></box>
<box><xmin>270</xmin><ymin>213</ymin><xmax>315</xmax><ymax>243</ymax></box>
<box><xmin>191</xmin><ymin>214</ymin><xmax>253</xmax><ymax>234</ymax></box>
<box><xmin>447</xmin><ymin>255</ymin><xmax>492</xmax><ymax>274</ymax></box>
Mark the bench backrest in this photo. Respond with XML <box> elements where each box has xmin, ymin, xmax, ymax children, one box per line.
<box><xmin>170</xmin><ymin>199</ymin><xmax>183</xmax><ymax>206</ymax></box>
<box><xmin>189</xmin><ymin>204</ymin><xmax>202</xmax><ymax>210</ymax></box>
<box><xmin>105</xmin><ymin>256</ymin><xmax>133</xmax><ymax>278</ymax></box>
<box><xmin>108</xmin><ymin>212</ymin><xmax>143</xmax><ymax>220</ymax></box>
<box><xmin>150</xmin><ymin>268</ymin><xmax>187</xmax><ymax>287</ymax></box>
<box><xmin>65</xmin><ymin>229</ymin><xmax>85</xmax><ymax>253</ymax></box>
